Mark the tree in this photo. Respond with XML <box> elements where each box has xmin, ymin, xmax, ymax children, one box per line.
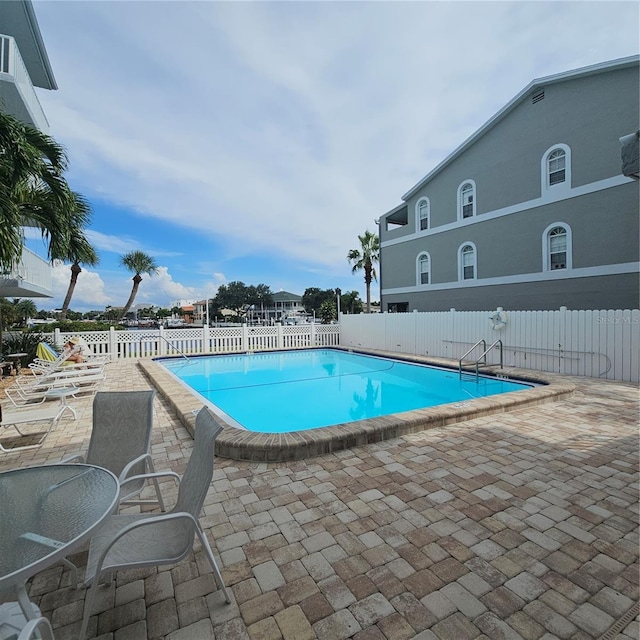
<box><xmin>14</xmin><ymin>298</ymin><xmax>37</xmax><ymax>326</ymax></box>
<box><xmin>319</xmin><ymin>300</ymin><xmax>337</xmax><ymax>324</ymax></box>
<box><xmin>341</xmin><ymin>290</ymin><xmax>363</xmax><ymax>314</ymax></box>
<box><xmin>215</xmin><ymin>281</ymin><xmax>250</xmax><ymax>317</ymax></box>
<box><xmin>0</xmin><ymin>110</ymin><xmax>75</xmax><ymax>272</ymax></box>
<box><xmin>118</xmin><ymin>251</ymin><xmax>158</xmax><ymax>322</ymax></box>
<box><xmin>302</xmin><ymin>288</ymin><xmax>336</xmax><ymax>317</ymax></box>
<box><xmin>347</xmin><ymin>230</ymin><xmax>380</xmax><ymax>313</ymax></box>
<box><xmin>56</xmin><ymin>192</ymin><xmax>99</xmax><ymax>320</ymax></box>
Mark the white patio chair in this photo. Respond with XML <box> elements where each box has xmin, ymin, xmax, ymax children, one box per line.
<box><xmin>17</xmin><ymin>617</ymin><xmax>55</xmax><ymax>640</ymax></box>
<box><xmin>0</xmin><ymin>602</ymin><xmax>53</xmax><ymax>640</ymax></box>
<box><xmin>63</xmin><ymin>390</ymin><xmax>165</xmax><ymax>510</ymax></box>
<box><xmin>78</xmin><ymin>407</ymin><xmax>230</xmax><ymax>639</ymax></box>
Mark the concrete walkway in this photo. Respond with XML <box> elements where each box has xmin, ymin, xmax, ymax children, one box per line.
<box><xmin>0</xmin><ymin>361</ymin><xmax>638</xmax><ymax>640</ymax></box>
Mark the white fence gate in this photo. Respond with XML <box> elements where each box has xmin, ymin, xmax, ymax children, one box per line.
<box><xmin>340</xmin><ymin>308</ymin><xmax>640</xmax><ymax>383</ymax></box>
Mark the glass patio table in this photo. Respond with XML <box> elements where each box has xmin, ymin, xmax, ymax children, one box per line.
<box><xmin>0</xmin><ymin>464</ymin><xmax>119</xmax><ymax>620</ymax></box>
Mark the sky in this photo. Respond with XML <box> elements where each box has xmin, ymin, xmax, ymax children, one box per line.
<box><xmin>24</xmin><ymin>0</ymin><xmax>640</xmax><ymax>312</ymax></box>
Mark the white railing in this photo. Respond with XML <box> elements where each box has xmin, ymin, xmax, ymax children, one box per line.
<box><xmin>1</xmin><ymin>247</ymin><xmax>52</xmax><ymax>292</ymax></box>
<box><xmin>46</xmin><ymin>324</ymin><xmax>340</xmax><ymax>361</ymax></box>
<box><xmin>340</xmin><ymin>308</ymin><xmax>640</xmax><ymax>383</ymax></box>
<box><xmin>0</xmin><ymin>35</ymin><xmax>49</xmax><ymax>131</ymax></box>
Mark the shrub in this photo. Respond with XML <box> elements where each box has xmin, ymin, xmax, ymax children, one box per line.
<box><xmin>1</xmin><ymin>331</ymin><xmax>51</xmax><ymax>367</ymax></box>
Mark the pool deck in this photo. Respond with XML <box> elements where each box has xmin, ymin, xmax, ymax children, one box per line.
<box><xmin>140</xmin><ymin>349</ymin><xmax>576</xmax><ymax>461</ymax></box>
<box><xmin>0</xmin><ymin>358</ymin><xmax>638</xmax><ymax>640</ymax></box>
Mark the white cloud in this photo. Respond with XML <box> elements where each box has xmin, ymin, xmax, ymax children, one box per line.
<box><xmin>50</xmin><ymin>262</ymin><xmax>110</xmax><ymax>309</ymax></box>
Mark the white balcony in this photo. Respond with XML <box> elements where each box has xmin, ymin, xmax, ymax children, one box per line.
<box><xmin>0</xmin><ymin>247</ymin><xmax>52</xmax><ymax>297</ymax></box>
<box><xmin>0</xmin><ymin>34</ymin><xmax>49</xmax><ymax>131</ymax></box>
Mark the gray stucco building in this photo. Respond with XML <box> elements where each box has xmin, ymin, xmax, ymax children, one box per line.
<box><xmin>379</xmin><ymin>56</ymin><xmax>640</xmax><ymax>312</ymax></box>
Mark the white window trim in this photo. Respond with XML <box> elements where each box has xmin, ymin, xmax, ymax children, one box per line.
<box><xmin>542</xmin><ymin>222</ymin><xmax>572</xmax><ymax>272</ymax></box>
<box><xmin>458</xmin><ymin>242</ymin><xmax>477</xmax><ymax>281</ymax></box>
<box><xmin>457</xmin><ymin>180</ymin><xmax>477</xmax><ymax>221</ymax></box>
<box><xmin>541</xmin><ymin>144</ymin><xmax>571</xmax><ymax>194</ymax></box>
<box><xmin>416</xmin><ymin>251</ymin><xmax>431</xmax><ymax>286</ymax></box>
<box><xmin>415</xmin><ymin>197</ymin><xmax>430</xmax><ymax>232</ymax></box>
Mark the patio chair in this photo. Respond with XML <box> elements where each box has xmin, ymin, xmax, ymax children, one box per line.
<box><xmin>62</xmin><ymin>391</ymin><xmax>165</xmax><ymax>510</ymax></box>
<box><xmin>0</xmin><ymin>602</ymin><xmax>54</xmax><ymax>640</ymax></box>
<box><xmin>78</xmin><ymin>407</ymin><xmax>231</xmax><ymax>639</ymax></box>
<box><xmin>17</xmin><ymin>617</ymin><xmax>55</xmax><ymax>640</ymax></box>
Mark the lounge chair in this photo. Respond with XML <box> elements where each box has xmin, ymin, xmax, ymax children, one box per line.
<box><xmin>78</xmin><ymin>407</ymin><xmax>230</xmax><ymax>639</ymax></box>
<box><xmin>29</xmin><ymin>342</ymin><xmax>107</xmax><ymax>377</ymax></box>
<box><xmin>0</xmin><ymin>404</ymin><xmax>64</xmax><ymax>453</ymax></box>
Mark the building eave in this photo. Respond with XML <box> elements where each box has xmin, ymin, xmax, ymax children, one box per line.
<box><xmin>0</xmin><ymin>0</ymin><xmax>57</xmax><ymax>90</ymax></box>
<box><xmin>401</xmin><ymin>55</ymin><xmax>640</xmax><ymax>201</ymax></box>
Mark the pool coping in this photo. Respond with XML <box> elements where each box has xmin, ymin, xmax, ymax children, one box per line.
<box><xmin>138</xmin><ymin>347</ymin><xmax>576</xmax><ymax>461</ymax></box>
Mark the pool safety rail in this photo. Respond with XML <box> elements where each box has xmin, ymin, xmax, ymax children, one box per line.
<box><xmin>459</xmin><ymin>339</ymin><xmax>504</xmax><ymax>382</ymax></box>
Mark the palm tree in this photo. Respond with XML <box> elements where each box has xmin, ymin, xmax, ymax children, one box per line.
<box><xmin>0</xmin><ymin>110</ymin><xmax>73</xmax><ymax>271</ymax></box>
<box><xmin>55</xmin><ymin>193</ymin><xmax>99</xmax><ymax>320</ymax></box>
<box><xmin>118</xmin><ymin>251</ymin><xmax>158</xmax><ymax>322</ymax></box>
<box><xmin>347</xmin><ymin>230</ymin><xmax>380</xmax><ymax>314</ymax></box>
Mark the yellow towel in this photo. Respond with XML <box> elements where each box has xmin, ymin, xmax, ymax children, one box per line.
<box><xmin>36</xmin><ymin>342</ymin><xmax>58</xmax><ymax>361</ymax></box>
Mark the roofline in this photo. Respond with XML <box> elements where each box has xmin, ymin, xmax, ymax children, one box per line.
<box><xmin>23</xmin><ymin>0</ymin><xmax>58</xmax><ymax>90</ymax></box>
<box><xmin>401</xmin><ymin>55</ymin><xmax>640</xmax><ymax>201</ymax></box>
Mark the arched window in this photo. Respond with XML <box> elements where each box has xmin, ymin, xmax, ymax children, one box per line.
<box><xmin>417</xmin><ymin>252</ymin><xmax>431</xmax><ymax>285</ymax></box>
<box><xmin>458</xmin><ymin>181</ymin><xmax>476</xmax><ymax>220</ymax></box>
<box><xmin>416</xmin><ymin>198</ymin><xmax>430</xmax><ymax>231</ymax></box>
<box><xmin>541</xmin><ymin>144</ymin><xmax>571</xmax><ymax>193</ymax></box>
<box><xmin>458</xmin><ymin>243</ymin><xmax>477</xmax><ymax>281</ymax></box>
<box><xmin>543</xmin><ymin>223</ymin><xmax>572</xmax><ymax>271</ymax></box>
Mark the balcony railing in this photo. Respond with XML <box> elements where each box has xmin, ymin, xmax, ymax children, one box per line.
<box><xmin>0</xmin><ymin>34</ymin><xmax>49</xmax><ymax>131</ymax></box>
<box><xmin>0</xmin><ymin>247</ymin><xmax>52</xmax><ymax>297</ymax></box>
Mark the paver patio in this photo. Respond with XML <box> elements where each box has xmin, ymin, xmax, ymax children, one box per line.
<box><xmin>0</xmin><ymin>360</ymin><xmax>638</xmax><ymax>640</ymax></box>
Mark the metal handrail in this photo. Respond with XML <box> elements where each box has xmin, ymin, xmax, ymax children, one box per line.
<box><xmin>459</xmin><ymin>339</ymin><xmax>503</xmax><ymax>382</ymax></box>
<box><xmin>474</xmin><ymin>339</ymin><xmax>503</xmax><ymax>379</ymax></box>
<box><xmin>458</xmin><ymin>340</ymin><xmax>486</xmax><ymax>375</ymax></box>
<box><xmin>158</xmin><ymin>335</ymin><xmax>189</xmax><ymax>361</ymax></box>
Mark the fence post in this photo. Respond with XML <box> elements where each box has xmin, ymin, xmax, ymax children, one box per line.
<box><xmin>54</xmin><ymin>327</ymin><xmax>61</xmax><ymax>347</ymax></box>
<box><xmin>242</xmin><ymin>324</ymin><xmax>248</xmax><ymax>351</ymax></box>
<box><xmin>159</xmin><ymin>326</ymin><xmax>166</xmax><ymax>356</ymax></box>
<box><xmin>310</xmin><ymin>322</ymin><xmax>316</xmax><ymax>346</ymax></box>
<box><xmin>202</xmin><ymin>325</ymin><xmax>208</xmax><ymax>354</ymax></box>
<box><xmin>277</xmin><ymin>323</ymin><xmax>283</xmax><ymax>349</ymax></box>
<box><xmin>109</xmin><ymin>326</ymin><xmax>117</xmax><ymax>361</ymax></box>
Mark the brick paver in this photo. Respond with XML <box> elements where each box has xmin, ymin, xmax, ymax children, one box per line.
<box><xmin>0</xmin><ymin>361</ymin><xmax>637</xmax><ymax>639</ymax></box>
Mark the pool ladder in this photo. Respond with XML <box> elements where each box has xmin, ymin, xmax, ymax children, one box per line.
<box><xmin>458</xmin><ymin>339</ymin><xmax>503</xmax><ymax>382</ymax></box>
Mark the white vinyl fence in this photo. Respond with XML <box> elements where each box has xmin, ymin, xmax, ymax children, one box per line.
<box><xmin>48</xmin><ymin>324</ymin><xmax>340</xmax><ymax>361</ymax></box>
<box><xmin>340</xmin><ymin>308</ymin><xmax>640</xmax><ymax>383</ymax></box>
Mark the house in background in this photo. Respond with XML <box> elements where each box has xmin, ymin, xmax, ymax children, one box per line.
<box><xmin>267</xmin><ymin>291</ymin><xmax>305</xmax><ymax>322</ymax></box>
<box><xmin>379</xmin><ymin>56</ymin><xmax>639</xmax><ymax>313</ymax></box>
<box><xmin>0</xmin><ymin>0</ymin><xmax>58</xmax><ymax>298</ymax></box>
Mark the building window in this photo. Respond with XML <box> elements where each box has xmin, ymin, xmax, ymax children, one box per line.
<box><xmin>458</xmin><ymin>243</ymin><xmax>477</xmax><ymax>281</ymax></box>
<box><xmin>458</xmin><ymin>181</ymin><xmax>476</xmax><ymax>220</ymax></box>
<box><xmin>542</xmin><ymin>144</ymin><xmax>571</xmax><ymax>193</ymax></box>
<box><xmin>548</xmin><ymin>149</ymin><xmax>566</xmax><ymax>185</ymax></box>
<box><xmin>417</xmin><ymin>252</ymin><xmax>430</xmax><ymax>285</ymax></box>
<box><xmin>543</xmin><ymin>223</ymin><xmax>572</xmax><ymax>271</ymax></box>
<box><xmin>416</xmin><ymin>198</ymin><xmax>430</xmax><ymax>231</ymax></box>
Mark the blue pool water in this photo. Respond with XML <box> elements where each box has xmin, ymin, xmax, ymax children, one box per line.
<box><xmin>158</xmin><ymin>349</ymin><xmax>533</xmax><ymax>433</ymax></box>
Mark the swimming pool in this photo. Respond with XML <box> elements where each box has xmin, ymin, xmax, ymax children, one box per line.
<box><xmin>158</xmin><ymin>349</ymin><xmax>534</xmax><ymax>433</ymax></box>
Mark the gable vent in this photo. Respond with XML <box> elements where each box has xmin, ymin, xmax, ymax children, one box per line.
<box><xmin>532</xmin><ymin>89</ymin><xmax>545</xmax><ymax>104</ymax></box>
